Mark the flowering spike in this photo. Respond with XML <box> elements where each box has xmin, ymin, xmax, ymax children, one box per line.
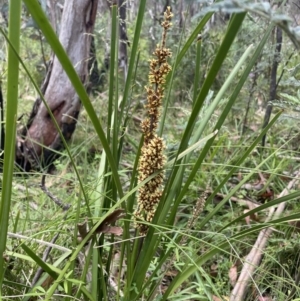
<box><xmin>134</xmin><ymin>7</ymin><xmax>172</xmax><ymax>234</ymax></box>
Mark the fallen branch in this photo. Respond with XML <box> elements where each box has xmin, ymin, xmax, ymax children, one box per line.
<box><xmin>7</xmin><ymin>232</ymin><xmax>70</xmax><ymax>252</ymax></box>
<box><xmin>230</xmin><ymin>169</ymin><xmax>300</xmax><ymax>301</ymax></box>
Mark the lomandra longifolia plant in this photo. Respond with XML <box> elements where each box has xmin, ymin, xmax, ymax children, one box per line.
<box><xmin>134</xmin><ymin>7</ymin><xmax>172</xmax><ymax>235</ymax></box>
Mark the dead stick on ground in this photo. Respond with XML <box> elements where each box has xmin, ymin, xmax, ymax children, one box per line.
<box><xmin>31</xmin><ymin>233</ymin><xmax>60</xmax><ymax>286</ymax></box>
<box><xmin>40</xmin><ymin>174</ymin><xmax>71</xmax><ymax>211</ymax></box>
<box><xmin>7</xmin><ymin>232</ymin><xmax>70</xmax><ymax>252</ymax></box>
<box><xmin>230</xmin><ymin>169</ymin><xmax>300</xmax><ymax>301</ymax></box>
<box><xmin>31</xmin><ymin>174</ymin><xmax>71</xmax><ymax>287</ymax></box>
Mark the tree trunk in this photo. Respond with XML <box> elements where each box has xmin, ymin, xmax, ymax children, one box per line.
<box><xmin>262</xmin><ymin>26</ymin><xmax>282</xmax><ymax>147</ymax></box>
<box><xmin>118</xmin><ymin>0</ymin><xmax>128</xmax><ymax>79</ymax></box>
<box><xmin>17</xmin><ymin>0</ymin><xmax>98</xmax><ymax>171</ymax></box>
<box><xmin>105</xmin><ymin>0</ymin><xmax>129</xmax><ymax>79</ymax></box>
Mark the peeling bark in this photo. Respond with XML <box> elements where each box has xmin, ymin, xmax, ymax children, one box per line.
<box><xmin>16</xmin><ymin>0</ymin><xmax>98</xmax><ymax>171</ymax></box>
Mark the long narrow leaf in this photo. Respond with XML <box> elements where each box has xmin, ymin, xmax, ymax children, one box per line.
<box><xmin>165</xmin><ymin>44</ymin><xmax>254</xmax><ymax>225</ymax></box>
<box><xmin>0</xmin><ymin>0</ymin><xmax>21</xmax><ymax>292</ymax></box>
<box><xmin>163</xmin><ymin>13</ymin><xmax>247</xmax><ymax>209</ymax></box>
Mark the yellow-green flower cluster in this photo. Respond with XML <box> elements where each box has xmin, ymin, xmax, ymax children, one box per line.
<box><xmin>134</xmin><ymin>7</ymin><xmax>173</xmax><ymax>234</ymax></box>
